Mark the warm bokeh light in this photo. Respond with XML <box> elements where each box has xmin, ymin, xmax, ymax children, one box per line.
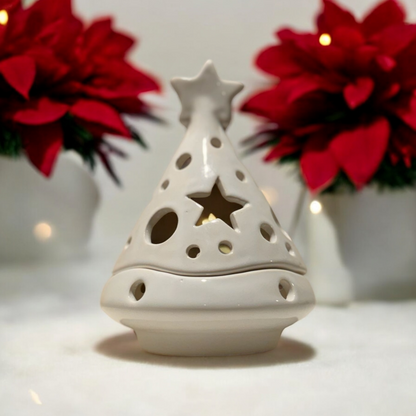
<box><xmin>310</xmin><ymin>200</ymin><xmax>322</xmax><ymax>214</ymax></box>
<box><xmin>0</xmin><ymin>10</ymin><xmax>8</xmax><ymax>25</ymax></box>
<box><xmin>202</xmin><ymin>213</ymin><xmax>217</xmax><ymax>225</ymax></box>
<box><xmin>29</xmin><ymin>390</ymin><xmax>42</xmax><ymax>405</ymax></box>
<box><xmin>261</xmin><ymin>187</ymin><xmax>278</xmax><ymax>205</ymax></box>
<box><xmin>33</xmin><ymin>222</ymin><xmax>53</xmax><ymax>241</ymax></box>
<box><xmin>319</xmin><ymin>33</ymin><xmax>331</xmax><ymax>46</ymax></box>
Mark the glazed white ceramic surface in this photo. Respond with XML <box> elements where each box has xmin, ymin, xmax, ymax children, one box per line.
<box><xmin>113</xmin><ymin>61</ymin><xmax>305</xmax><ymax>277</ymax></box>
<box><xmin>102</xmin><ymin>268</ymin><xmax>315</xmax><ymax>356</ymax></box>
<box><xmin>101</xmin><ymin>61</ymin><xmax>315</xmax><ymax>356</ymax></box>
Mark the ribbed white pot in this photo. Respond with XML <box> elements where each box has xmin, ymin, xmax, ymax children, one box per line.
<box><xmin>307</xmin><ymin>188</ymin><xmax>416</xmax><ymax>304</ymax></box>
<box><xmin>0</xmin><ymin>153</ymin><xmax>100</xmax><ymax>262</ymax></box>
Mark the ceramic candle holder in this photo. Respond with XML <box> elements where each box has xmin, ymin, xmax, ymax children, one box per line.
<box><xmin>101</xmin><ymin>61</ymin><xmax>315</xmax><ymax>357</ymax></box>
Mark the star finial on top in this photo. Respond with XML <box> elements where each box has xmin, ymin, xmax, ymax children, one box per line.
<box><xmin>171</xmin><ymin>60</ymin><xmax>244</xmax><ymax>129</ymax></box>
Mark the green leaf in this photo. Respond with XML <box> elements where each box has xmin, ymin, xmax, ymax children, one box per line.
<box><xmin>61</xmin><ymin>114</ymin><xmax>96</xmax><ymax>171</ymax></box>
<box><xmin>0</xmin><ymin>126</ymin><xmax>22</xmax><ymax>157</ymax></box>
<box><xmin>128</xmin><ymin>125</ymin><xmax>148</xmax><ymax>149</ymax></box>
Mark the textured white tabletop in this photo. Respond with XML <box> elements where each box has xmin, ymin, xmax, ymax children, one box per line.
<box><xmin>1</xmin><ymin>247</ymin><xmax>415</xmax><ymax>416</ymax></box>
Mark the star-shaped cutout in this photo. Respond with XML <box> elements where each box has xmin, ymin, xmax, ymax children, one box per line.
<box><xmin>188</xmin><ymin>181</ymin><xmax>247</xmax><ymax>230</ymax></box>
<box><xmin>171</xmin><ymin>60</ymin><xmax>244</xmax><ymax>129</ymax></box>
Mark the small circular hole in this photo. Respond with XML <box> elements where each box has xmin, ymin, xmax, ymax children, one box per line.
<box><xmin>176</xmin><ymin>153</ymin><xmax>192</xmax><ymax>170</ymax></box>
<box><xmin>236</xmin><ymin>171</ymin><xmax>245</xmax><ymax>182</ymax></box>
<box><xmin>260</xmin><ymin>223</ymin><xmax>276</xmax><ymax>243</ymax></box>
<box><xmin>285</xmin><ymin>242</ymin><xmax>295</xmax><ymax>256</ymax></box>
<box><xmin>187</xmin><ymin>245</ymin><xmax>200</xmax><ymax>259</ymax></box>
<box><xmin>211</xmin><ymin>138</ymin><xmax>222</xmax><ymax>148</ymax></box>
<box><xmin>279</xmin><ymin>279</ymin><xmax>295</xmax><ymax>301</ymax></box>
<box><xmin>131</xmin><ymin>282</ymin><xmax>146</xmax><ymax>301</ymax></box>
<box><xmin>161</xmin><ymin>180</ymin><xmax>169</xmax><ymax>190</ymax></box>
<box><xmin>219</xmin><ymin>241</ymin><xmax>232</xmax><ymax>255</ymax></box>
<box><xmin>124</xmin><ymin>236</ymin><xmax>132</xmax><ymax>249</ymax></box>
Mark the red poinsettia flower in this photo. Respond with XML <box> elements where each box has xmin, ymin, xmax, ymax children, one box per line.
<box><xmin>0</xmin><ymin>0</ymin><xmax>160</xmax><ymax>182</ymax></box>
<box><xmin>241</xmin><ymin>0</ymin><xmax>416</xmax><ymax>192</ymax></box>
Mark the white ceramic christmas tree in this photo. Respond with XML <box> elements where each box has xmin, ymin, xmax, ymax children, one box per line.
<box><xmin>101</xmin><ymin>61</ymin><xmax>315</xmax><ymax>356</ymax></box>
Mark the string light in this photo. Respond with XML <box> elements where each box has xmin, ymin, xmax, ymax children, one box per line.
<box><xmin>261</xmin><ymin>187</ymin><xmax>278</xmax><ymax>205</ymax></box>
<box><xmin>0</xmin><ymin>10</ymin><xmax>8</xmax><ymax>25</ymax></box>
<box><xmin>319</xmin><ymin>33</ymin><xmax>332</xmax><ymax>46</ymax></box>
<box><xmin>33</xmin><ymin>222</ymin><xmax>53</xmax><ymax>241</ymax></box>
<box><xmin>310</xmin><ymin>200</ymin><xmax>322</xmax><ymax>214</ymax></box>
<box><xmin>202</xmin><ymin>213</ymin><xmax>217</xmax><ymax>225</ymax></box>
<box><xmin>29</xmin><ymin>390</ymin><xmax>42</xmax><ymax>405</ymax></box>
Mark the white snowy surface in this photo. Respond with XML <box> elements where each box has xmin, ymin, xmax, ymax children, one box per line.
<box><xmin>1</xmin><ymin>246</ymin><xmax>415</xmax><ymax>416</ymax></box>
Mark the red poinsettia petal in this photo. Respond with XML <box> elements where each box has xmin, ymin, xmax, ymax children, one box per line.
<box><xmin>25</xmin><ymin>46</ymin><xmax>70</xmax><ymax>85</ymax></box>
<box><xmin>287</xmin><ymin>74</ymin><xmax>342</xmax><ymax>103</ymax></box>
<box><xmin>391</xmin><ymin>125</ymin><xmax>416</xmax><ymax>166</ymax></box>
<box><xmin>382</xmin><ymin>82</ymin><xmax>400</xmax><ymax>100</ymax></box>
<box><xmin>11</xmin><ymin>97</ymin><xmax>69</xmax><ymax>125</ymax></box>
<box><xmin>107</xmin><ymin>97</ymin><xmax>145</xmax><ymax>114</ymax></box>
<box><xmin>0</xmin><ymin>56</ymin><xmax>36</xmax><ymax>99</ymax></box>
<box><xmin>362</xmin><ymin>0</ymin><xmax>405</xmax><ymax>37</ymax></box>
<box><xmin>84</xmin><ymin>18</ymin><xmax>135</xmax><ymax>58</ymax></box>
<box><xmin>332</xmin><ymin>26</ymin><xmax>365</xmax><ymax>49</ymax></box>
<box><xmin>300</xmin><ymin>134</ymin><xmax>340</xmax><ymax>192</ymax></box>
<box><xmin>29</xmin><ymin>0</ymin><xmax>72</xmax><ymax>21</ymax></box>
<box><xmin>315</xmin><ymin>44</ymin><xmax>346</xmax><ymax>71</ymax></box>
<box><xmin>255</xmin><ymin>45</ymin><xmax>302</xmax><ymax>78</ymax></box>
<box><xmin>240</xmin><ymin>86</ymin><xmax>286</xmax><ymax>121</ymax></box>
<box><xmin>343</xmin><ymin>77</ymin><xmax>375</xmax><ymax>109</ymax></box>
<box><xmin>317</xmin><ymin>0</ymin><xmax>358</xmax><ymax>33</ymax></box>
<box><xmin>350</xmin><ymin>45</ymin><xmax>378</xmax><ymax>73</ymax></box>
<box><xmin>396</xmin><ymin>94</ymin><xmax>416</xmax><ymax>130</ymax></box>
<box><xmin>330</xmin><ymin>118</ymin><xmax>390</xmax><ymax>188</ymax></box>
<box><xmin>395</xmin><ymin>41</ymin><xmax>416</xmax><ymax>91</ymax></box>
<box><xmin>71</xmin><ymin>99</ymin><xmax>130</xmax><ymax>137</ymax></box>
<box><xmin>0</xmin><ymin>0</ymin><xmax>21</xmax><ymax>11</ymax></box>
<box><xmin>376</xmin><ymin>54</ymin><xmax>396</xmax><ymax>71</ymax></box>
<box><xmin>82</xmin><ymin>61</ymin><xmax>160</xmax><ymax>99</ymax></box>
<box><xmin>22</xmin><ymin>122</ymin><xmax>63</xmax><ymax>177</ymax></box>
<box><xmin>372</xmin><ymin>25</ymin><xmax>416</xmax><ymax>57</ymax></box>
<box><xmin>37</xmin><ymin>16</ymin><xmax>83</xmax><ymax>54</ymax></box>
<box><xmin>288</xmin><ymin>77</ymin><xmax>323</xmax><ymax>103</ymax></box>
<box><xmin>241</xmin><ymin>83</ymin><xmax>336</xmax><ymax>131</ymax></box>
<box><xmin>264</xmin><ymin>135</ymin><xmax>301</xmax><ymax>161</ymax></box>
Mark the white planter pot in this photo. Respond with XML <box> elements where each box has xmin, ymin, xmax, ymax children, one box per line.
<box><xmin>306</xmin><ymin>188</ymin><xmax>416</xmax><ymax>304</ymax></box>
<box><xmin>0</xmin><ymin>153</ymin><xmax>100</xmax><ymax>262</ymax></box>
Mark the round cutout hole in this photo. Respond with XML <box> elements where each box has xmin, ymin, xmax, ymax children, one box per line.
<box><xmin>236</xmin><ymin>170</ymin><xmax>245</xmax><ymax>182</ymax></box>
<box><xmin>131</xmin><ymin>282</ymin><xmax>146</xmax><ymax>301</ymax></box>
<box><xmin>187</xmin><ymin>245</ymin><xmax>200</xmax><ymax>259</ymax></box>
<box><xmin>124</xmin><ymin>236</ymin><xmax>132</xmax><ymax>249</ymax></box>
<box><xmin>211</xmin><ymin>138</ymin><xmax>222</xmax><ymax>148</ymax></box>
<box><xmin>219</xmin><ymin>241</ymin><xmax>232</xmax><ymax>255</ymax></box>
<box><xmin>260</xmin><ymin>223</ymin><xmax>276</xmax><ymax>243</ymax></box>
<box><xmin>176</xmin><ymin>153</ymin><xmax>192</xmax><ymax>170</ymax></box>
<box><xmin>279</xmin><ymin>279</ymin><xmax>295</xmax><ymax>301</ymax></box>
<box><xmin>147</xmin><ymin>209</ymin><xmax>178</xmax><ymax>244</ymax></box>
<box><xmin>161</xmin><ymin>180</ymin><xmax>169</xmax><ymax>190</ymax></box>
<box><xmin>285</xmin><ymin>242</ymin><xmax>295</xmax><ymax>256</ymax></box>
